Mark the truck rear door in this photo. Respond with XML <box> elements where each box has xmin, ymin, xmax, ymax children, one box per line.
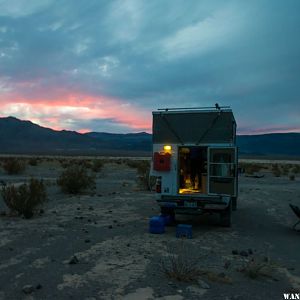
<box><xmin>208</xmin><ymin>147</ymin><xmax>237</xmax><ymax>197</ymax></box>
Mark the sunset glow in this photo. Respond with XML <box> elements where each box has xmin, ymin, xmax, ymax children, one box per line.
<box><xmin>0</xmin><ymin>92</ymin><xmax>151</xmax><ymax>133</ymax></box>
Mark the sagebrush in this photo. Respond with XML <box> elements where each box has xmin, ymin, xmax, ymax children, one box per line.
<box><xmin>2</xmin><ymin>158</ymin><xmax>26</xmax><ymax>174</ymax></box>
<box><xmin>57</xmin><ymin>165</ymin><xmax>95</xmax><ymax>194</ymax></box>
<box><xmin>272</xmin><ymin>165</ymin><xmax>282</xmax><ymax>177</ymax></box>
<box><xmin>126</xmin><ymin>160</ymin><xmax>156</xmax><ymax>190</ymax></box>
<box><xmin>289</xmin><ymin>174</ymin><xmax>295</xmax><ymax>181</ymax></box>
<box><xmin>91</xmin><ymin>159</ymin><xmax>103</xmax><ymax>172</ymax></box>
<box><xmin>160</xmin><ymin>242</ymin><xmax>200</xmax><ymax>282</ymax></box>
<box><xmin>1</xmin><ymin>179</ymin><xmax>46</xmax><ymax>218</ymax></box>
<box><xmin>241</xmin><ymin>256</ymin><xmax>278</xmax><ymax>280</ymax></box>
<box><xmin>28</xmin><ymin>157</ymin><xmax>39</xmax><ymax>166</ymax></box>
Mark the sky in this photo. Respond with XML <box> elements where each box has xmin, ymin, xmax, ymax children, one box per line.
<box><xmin>0</xmin><ymin>0</ymin><xmax>299</xmax><ymax>134</ymax></box>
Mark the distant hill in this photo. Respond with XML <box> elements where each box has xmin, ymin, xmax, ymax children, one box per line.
<box><xmin>84</xmin><ymin>131</ymin><xmax>151</xmax><ymax>152</ymax></box>
<box><xmin>0</xmin><ymin>116</ymin><xmax>151</xmax><ymax>155</ymax></box>
<box><xmin>0</xmin><ymin>116</ymin><xmax>299</xmax><ymax>157</ymax></box>
<box><xmin>237</xmin><ymin>133</ymin><xmax>300</xmax><ymax>157</ymax></box>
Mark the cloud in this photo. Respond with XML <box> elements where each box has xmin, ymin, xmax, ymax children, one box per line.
<box><xmin>0</xmin><ymin>90</ymin><xmax>151</xmax><ymax>132</ymax></box>
<box><xmin>0</xmin><ymin>0</ymin><xmax>299</xmax><ymax>133</ymax></box>
<box><xmin>161</xmin><ymin>4</ymin><xmax>246</xmax><ymax>60</ymax></box>
<box><xmin>0</xmin><ymin>0</ymin><xmax>52</xmax><ymax>18</ymax></box>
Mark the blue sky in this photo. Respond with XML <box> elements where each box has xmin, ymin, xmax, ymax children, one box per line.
<box><xmin>0</xmin><ymin>0</ymin><xmax>299</xmax><ymax>133</ymax></box>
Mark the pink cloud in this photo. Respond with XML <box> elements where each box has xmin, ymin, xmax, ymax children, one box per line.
<box><xmin>0</xmin><ymin>89</ymin><xmax>152</xmax><ymax>132</ymax></box>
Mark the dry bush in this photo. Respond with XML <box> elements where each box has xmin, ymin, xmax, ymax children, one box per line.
<box><xmin>291</xmin><ymin>165</ymin><xmax>300</xmax><ymax>174</ymax></box>
<box><xmin>91</xmin><ymin>159</ymin><xmax>103</xmax><ymax>172</ymax></box>
<box><xmin>273</xmin><ymin>170</ymin><xmax>282</xmax><ymax>177</ymax></box>
<box><xmin>126</xmin><ymin>160</ymin><xmax>143</xmax><ymax>169</ymax></box>
<box><xmin>28</xmin><ymin>157</ymin><xmax>38</xmax><ymax>166</ymax></box>
<box><xmin>115</xmin><ymin>159</ymin><xmax>123</xmax><ymax>165</ymax></box>
<box><xmin>57</xmin><ymin>165</ymin><xmax>95</xmax><ymax>194</ymax></box>
<box><xmin>271</xmin><ymin>164</ymin><xmax>282</xmax><ymax>177</ymax></box>
<box><xmin>60</xmin><ymin>158</ymin><xmax>103</xmax><ymax>171</ymax></box>
<box><xmin>261</xmin><ymin>163</ymin><xmax>270</xmax><ymax>170</ymax></box>
<box><xmin>289</xmin><ymin>174</ymin><xmax>296</xmax><ymax>181</ymax></box>
<box><xmin>240</xmin><ymin>256</ymin><xmax>278</xmax><ymax>280</ymax></box>
<box><xmin>59</xmin><ymin>159</ymin><xmax>71</xmax><ymax>169</ymax></box>
<box><xmin>2</xmin><ymin>157</ymin><xmax>26</xmax><ymax>174</ymax></box>
<box><xmin>238</xmin><ymin>162</ymin><xmax>246</xmax><ymax>173</ymax></box>
<box><xmin>161</xmin><ymin>242</ymin><xmax>201</xmax><ymax>282</ymax></box>
<box><xmin>281</xmin><ymin>165</ymin><xmax>290</xmax><ymax>176</ymax></box>
<box><xmin>240</xmin><ymin>163</ymin><xmax>263</xmax><ymax>175</ymax></box>
<box><xmin>126</xmin><ymin>160</ymin><xmax>156</xmax><ymax>190</ymax></box>
<box><xmin>1</xmin><ymin>179</ymin><xmax>46</xmax><ymax>219</ymax></box>
<box><xmin>78</xmin><ymin>159</ymin><xmax>93</xmax><ymax>169</ymax></box>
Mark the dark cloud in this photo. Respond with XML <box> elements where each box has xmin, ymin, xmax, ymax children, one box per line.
<box><xmin>0</xmin><ymin>0</ymin><xmax>299</xmax><ymax>133</ymax></box>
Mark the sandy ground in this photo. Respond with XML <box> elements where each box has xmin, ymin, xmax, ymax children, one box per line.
<box><xmin>0</xmin><ymin>158</ymin><xmax>299</xmax><ymax>300</ymax></box>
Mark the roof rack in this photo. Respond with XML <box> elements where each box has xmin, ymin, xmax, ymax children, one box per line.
<box><xmin>157</xmin><ymin>106</ymin><xmax>230</xmax><ymax>111</ymax></box>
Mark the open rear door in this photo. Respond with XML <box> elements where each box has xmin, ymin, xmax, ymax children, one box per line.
<box><xmin>208</xmin><ymin>147</ymin><xmax>237</xmax><ymax>196</ymax></box>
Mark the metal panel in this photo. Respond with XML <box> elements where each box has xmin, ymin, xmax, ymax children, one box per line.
<box><xmin>152</xmin><ymin>110</ymin><xmax>235</xmax><ymax>144</ymax></box>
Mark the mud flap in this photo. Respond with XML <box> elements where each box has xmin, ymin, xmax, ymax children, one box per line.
<box><xmin>232</xmin><ymin>196</ymin><xmax>237</xmax><ymax>211</ymax></box>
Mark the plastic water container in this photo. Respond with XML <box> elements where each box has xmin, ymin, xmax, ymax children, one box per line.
<box><xmin>176</xmin><ymin>224</ymin><xmax>192</xmax><ymax>239</ymax></box>
<box><xmin>149</xmin><ymin>216</ymin><xmax>165</xmax><ymax>234</ymax></box>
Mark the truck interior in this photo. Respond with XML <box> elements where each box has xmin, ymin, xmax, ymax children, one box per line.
<box><xmin>178</xmin><ymin>146</ymin><xmax>236</xmax><ymax>196</ymax></box>
<box><xmin>178</xmin><ymin>146</ymin><xmax>207</xmax><ymax>194</ymax></box>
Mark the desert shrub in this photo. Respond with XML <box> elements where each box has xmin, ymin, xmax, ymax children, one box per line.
<box><xmin>126</xmin><ymin>160</ymin><xmax>142</xmax><ymax>169</ymax></box>
<box><xmin>240</xmin><ymin>256</ymin><xmax>278</xmax><ymax>280</ymax></box>
<box><xmin>28</xmin><ymin>157</ymin><xmax>38</xmax><ymax>166</ymax></box>
<box><xmin>161</xmin><ymin>242</ymin><xmax>200</xmax><ymax>282</ymax></box>
<box><xmin>273</xmin><ymin>169</ymin><xmax>281</xmax><ymax>177</ymax></box>
<box><xmin>79</xmin><ymin>159</ymin><xmax>93</xmax><ymax>169</ymax></box>
<box><xmin>241</xmin><ymin>163</ymin><xmax>263</xmax><ymax>175</ymax></box>
<box><xmin>57</xmin><ymin>165</ymin><xmax>95</xmax><ymax>194</ymax></box>
<box><xmin>289</xmin><ymin>174</ymin><xmax>295</xmax><ymax>181</ymax></box>
<box><xmin>1</xmin><ymin>179</ymin><xmax>46</xmax><ymax>219</ymax></box>
<box><xmin>60</xmin><ymin>159</ymin><xmax>95</xmax><ymax>170</ymax></box>
<box><xmin>291</xmin><ymin>165</ymin><xmax>300</xmax><ymax>174</ymax></box>
<box><xmin>281</xmin><ymin>165</ymin><xmax>290</xmax><ymax>176</ymax></box>
<box><xmin>60</xmin><ymin>159</ymin><xmax>71</xmax><ymax>169</ymax></box>
<box><xmin>115</xmin><ymin>159</ymin><xmax>123</xmax><ymax>165</ymax></box>
<box><xmin>2</xmin><ymin>158</ymin><xmax>26</xmax><ymax>174</ymax></box>
<box><xmin>127</xmin><ymin>160</ymin><xmax>156</xmax><ymax>190</ymax></box>
<box><xmin>91</xmin><ymin>159</ymin><xmax>103</xmax><ymax>172</ymax></box>
<box><xmin>271</xmin><ymin>164</ymin><xmax>281</xmax><ymax>177</ymax></box>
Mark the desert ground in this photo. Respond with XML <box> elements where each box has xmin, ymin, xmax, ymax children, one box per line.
<box><xmin>0</xmin><ymin>157</ymin><xmax>300</xmax><ymax>300</ymax></box>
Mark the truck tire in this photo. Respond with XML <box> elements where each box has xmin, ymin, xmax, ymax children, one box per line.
<box><xmin>232</xmin><ymin>197</ymin><xmax>237</xmax><ymax>211</ymax></box>
<box><xmin>220</xmin><ymin>201</ymin><xmax>232</xmax><ymax>227</ymax></box>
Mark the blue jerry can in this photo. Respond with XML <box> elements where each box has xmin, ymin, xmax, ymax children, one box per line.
<box><xmin>176</xmin><ymin>224</ymin><xmax>192</xmax><ymax>238</ymax></box>
<box><xmin>149</xmin><ymin>216</ymin><xmax>165</xmax><ymax>234</ymax></box>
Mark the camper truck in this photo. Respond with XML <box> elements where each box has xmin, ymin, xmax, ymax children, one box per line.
<box><xmin>150</xmin><ymin>106</ymin><xmax>238</xmax><ymax>227</ymax></box>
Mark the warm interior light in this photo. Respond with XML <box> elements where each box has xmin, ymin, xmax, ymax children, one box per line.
<box><xmin>164</xmin><ymin>145</ymin><xmax>172</xmax><ymax>151</ymax></box>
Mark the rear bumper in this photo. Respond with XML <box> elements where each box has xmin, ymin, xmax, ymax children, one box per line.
<box><xmin>157</xmin><ymin>194</ymin><xmax>231</xmax><ymax>213</ymax></box>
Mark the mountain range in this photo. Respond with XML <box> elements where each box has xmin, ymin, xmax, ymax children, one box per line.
<box><xmin>0</xmin><ymin>116</ymin><xmax>299</xmax><ymax>157</ymax></box>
